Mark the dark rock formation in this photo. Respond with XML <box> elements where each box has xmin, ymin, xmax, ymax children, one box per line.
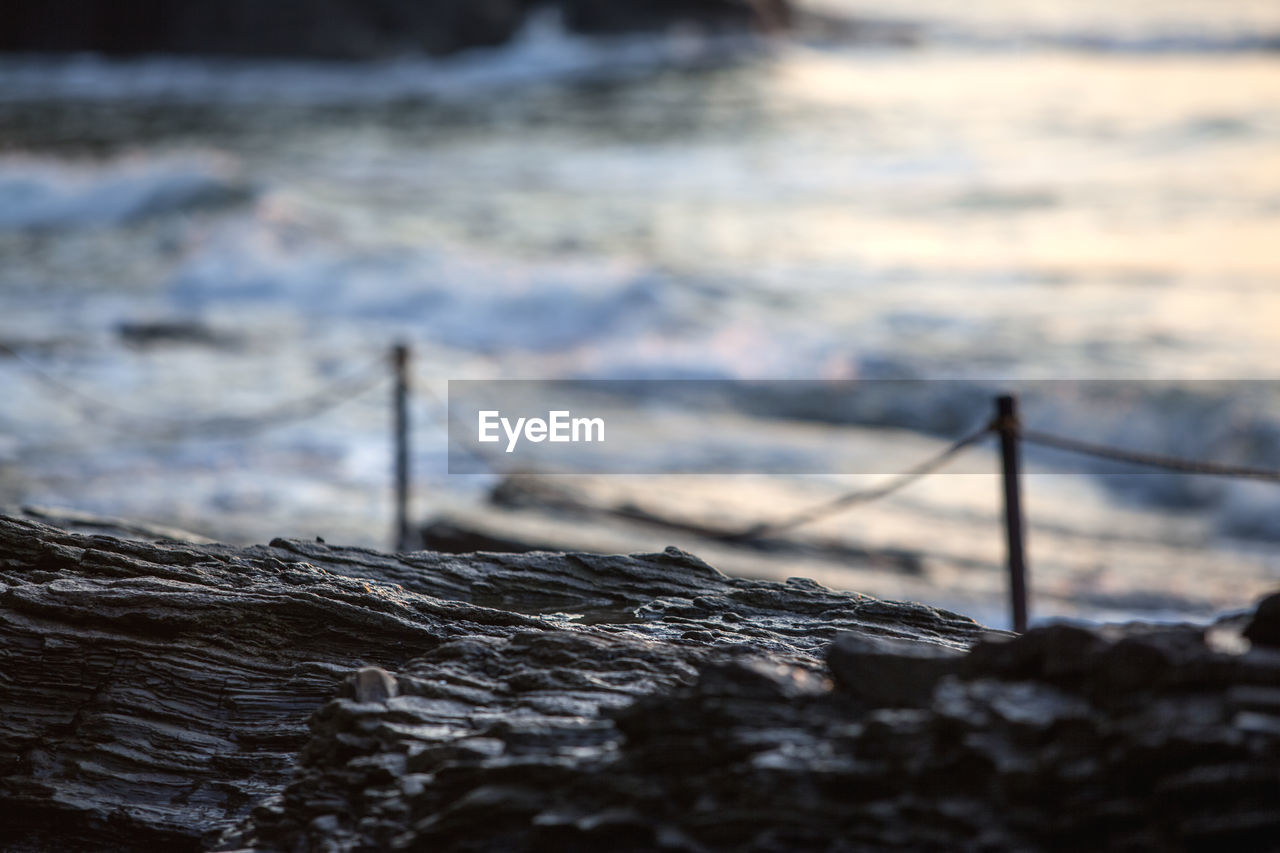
<box><xmin>117</xmin><ymin>321</ymin><xmax>238</xmax><ymax>351</ymax></box>
<box><xmin>827</xmin><ymin>631</ymin><xmax>963</xmax><ymax>707</ymax></box>
<box><xmin>485</xmin><ymin>476</ymin><xmax>927</xmax><ymax>573</ymax></box>
<box><xmin>0</xmin><ymin>0</ymin><xmax>787</xmax><ymax>59</ymax></box>
<box><xmin>12</xmin><ymin>504</ymin><xmax>216</xmax><ymax>543</ymax></box>
<box><xmin>0</xmin><ymin>514</ymin><xmax>983</xmax><ymax>851</ymax></box>
<box><xmin>419</xmin><ymin>517</ymin><xmax>550</xmax><ymax>555</ymax></box>
<box><xmin>1245</xmin><ymin>591</ymin><xmax>1280</xmax><ymax>648</ymax></box>
<box><xmin>559</xmin><ymin>0</ymin><xmax>783</xmax><ymax>37</ymax></box>
<box><xmin>233</xmin><ymin>614</ymin><xmax>1280</xmax><ymax>852</ymax></box>
<box><xmin>2</xmin><ymin>513</ymin><xmax>1277</xmax><ymax>852</ymax></box>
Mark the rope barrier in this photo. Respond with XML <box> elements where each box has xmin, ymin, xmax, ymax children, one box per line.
<box><xmin>1019</xmin><ymin>427</ymin><xmax>1280</xmax><ymax>483</ymax></box>
<box><xmin>0</xmin><ymin>342</ymin><xmax>155</xmax><ymax>420</ymax></box>
<box><xmin>17</xmin><ymin>342</ymin><xmax>1280</xmax><ymax>634</ymax></box>
<box><xmin>147</xmin><ymin>361</ymin><xmax>388</xmax><ymax>439</ymax></box>
<box><xmin>721</xmin><ymin>417</ymin><xmax>1280</xmax><ymax>541</ymax></box>
<box><xmin>725</xmin><ymin>420</ymin><xmax>995</xmax><ymax>540</ymax></box>
<box><xmin>8</xmin><ymin>339</ymin><xmax>1280</xmax><ymax>544</ymax></box>
<box><xmin>0</xmin><ymin>342</ymin><xmax>388</xmax><ymax>440</ymax></box>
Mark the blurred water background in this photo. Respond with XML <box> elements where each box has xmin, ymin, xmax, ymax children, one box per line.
<box><xmin>2</xmin><ymin>0</ymin><xmax>1279</xmax><ymax>628</ymax></box>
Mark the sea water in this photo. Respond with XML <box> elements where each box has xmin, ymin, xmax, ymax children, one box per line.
<box><xmin>1</xmin><ymin>1</ymin><xmax>1278</xmax><ymax>627</ymax></box>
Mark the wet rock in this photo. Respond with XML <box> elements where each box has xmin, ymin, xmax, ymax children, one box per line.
<box><xmin>14</xmin><ymin>504</ymin><xmax>216</xmax><ymax>543</ymax></box>
<box><xmin>1244</xmin><ymin>592</ymin><xmax>1280</xmax><ymax>648</ymax></box>
<box><xmin>827</xmin><ymin>632</ymin><xmax>964</xmax><ymax>707</ymax></box>
<box><xmin>419</xmin><ymin>518</ymin><xmax>550</xmax><ymax>554</ymax></box>
<box><xmin>0</xmin><ymin>0</ymin><xmax>790</xmax><ymax>59</ymax></box>
<box><xmin>560</xmin><ymin>0</ymin><xmax>778</xmax><ymax>36</ymax></box>
<box><xmin>117</xmin><ymin>320</ymin><xmax>236</xmax><ymax>350</ymax></box>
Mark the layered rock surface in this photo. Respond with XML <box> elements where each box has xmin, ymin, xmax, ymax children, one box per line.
<box><xmin>229</xmin><ymin>612</ymin><xmax>1280</xmax><ymax>851</ymax></box>
<box><xmin>0</xmin><ymin>514</ymin><xmax>983</xmax><ymax>851</ymax></box>
<box><xmin>2</xmin><ymin>513</ymin><xmax>1277</xmax><ymax>851</ymax></box>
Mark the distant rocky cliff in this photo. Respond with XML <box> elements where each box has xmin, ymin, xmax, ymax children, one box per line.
<box><xmin>0</xmin><ymin>1</ymin><xmax>788</xmax><ymax>59</ymax></box>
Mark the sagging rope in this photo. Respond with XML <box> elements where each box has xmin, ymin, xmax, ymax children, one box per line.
<box><xmin>726</xmin><ymin>420</ymin><xmax>995</xmax><ymax>540</ymax></box>
<box><xmin>10</xmin><ymin>341</ymin><xmax>1280</xmax><ymax>527</ymax></box>
<box><xmin>1019</xmin><ymin>428</ymin><xmax>1280</xmax><ymax>483</ymax></box>
<box><xmin>725</xmin><ymin>413</ymin><xmax>1280</xmax><ymax>540</ymax></box>
<box><xmin>0</xmin><ymin>342</ymin><xmax>388</xmax><ymax>440</ymax></box>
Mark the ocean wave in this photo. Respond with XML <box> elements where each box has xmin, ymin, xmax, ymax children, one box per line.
<box><xmin>802</xmin><ymin>0</ymin><xmax>1280</xmax><ymax>54</ymax></box>
<box><xmin>168</xmin><ymin>222</ymin><xmax>671</xmax><ymax>354</ymax></box>
<box><xmin>0</xmin><ymin>10</ymin><xmax>765</xmax><ymax>106</ymax></box>
<box><xmin>0</xmin><ymin>154</ymin><xmax>252</xmax><ymax>230</ymax></box>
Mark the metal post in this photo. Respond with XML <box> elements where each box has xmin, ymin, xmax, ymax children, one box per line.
<box><xmin>996</xmin><ymin>394</ymin><xmax>1029</xmax><ymax>632</ymax></box>
<box><xmin>392</xmin><ymin>343</ymin><xmax>411</xmax><ymax>552</ymax></box>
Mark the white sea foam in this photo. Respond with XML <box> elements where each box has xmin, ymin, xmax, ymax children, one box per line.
<box><xmin>167</xmin><ymin>220</ymin><xmax>671</xmax><ymax>353</ymax></box>
<box><xmin>0</xmin><ymin>154</ymin><xmax>250</xmax><ymax>230</ymax></box>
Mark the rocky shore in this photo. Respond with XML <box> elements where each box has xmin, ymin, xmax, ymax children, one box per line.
<box><xmin>1</xmin><ymin>513</ymin><xmax>1277</xmax><ymax>851</ymax></box>
<box><xmin>0</xmin><ymin>1</ymin><xmax>789</xmax><ymax>59</ymax></box>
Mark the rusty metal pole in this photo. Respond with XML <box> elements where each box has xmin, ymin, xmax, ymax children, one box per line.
<box><xmin>392</xmin><ymin>343</ymin><xmax>411</xmax><ymax>552</ymax></box>
<box><xmin>996</xmin><ymin>394</ymin><xmax>1029</xmax><ymax>632</ymax></box>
